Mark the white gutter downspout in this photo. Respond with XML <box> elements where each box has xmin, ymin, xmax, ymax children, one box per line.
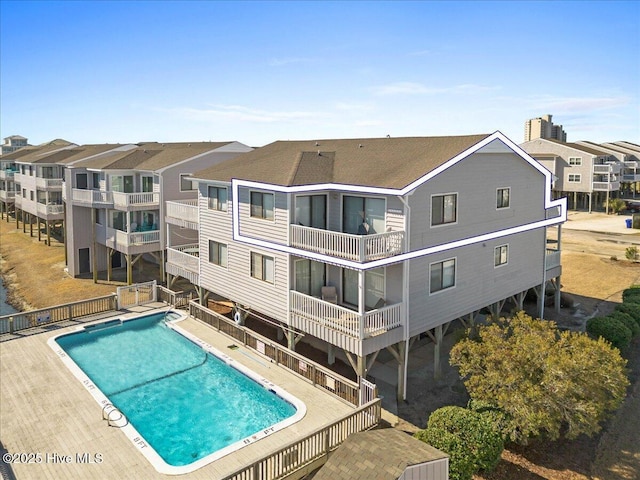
<box><xmin>397</xmin><ymin>192</ymin><xmax>413</xmax><ymax>401</ymax></box>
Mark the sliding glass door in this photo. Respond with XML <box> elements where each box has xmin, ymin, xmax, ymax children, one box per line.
<box><xmin>295</xmin><ymin>195</ymin><xmax>326</xmax><ymax>229</ymax></box>
<box><xmin>295</xmin><ymin>259</ymin><xmax>326</xmax><ymax>297</ymax></box>
<box><xmin>343</xmin><ymin>196</ymin><xmax>385</xmax><ymax>235</ymax></box>
<box><xmin>342</xmin><ymin>267</ymin><xmax>385</xmax><ymax>310</ymax></box>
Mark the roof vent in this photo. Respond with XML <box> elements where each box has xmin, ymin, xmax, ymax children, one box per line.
<box><xmin>358</xmin><ymin>144</ymin><xmax>363</xmax><ymax>148</ymax></box>
<box><xmin>317</xmin><ymin>150</ymin><xmax>321</xmax><ymax>156</ymax></box>
<box><xmin>315</xmin><ymin>141</ymin><xmax>319</xmax><ymax>146</ymax></box>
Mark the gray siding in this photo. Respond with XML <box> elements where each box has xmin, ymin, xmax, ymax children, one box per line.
<box><xmin>237</xmin><ymin>187</ymin><xmax>289</xmax><ymax>245</ymax></box>
<box><xmin>198</xmin><ymin>181</ymin><xmax>289</xmax><ymax>321</ymax></box>
<box><xmin>408</xmin><ymin>229</ymin><xmax>545</xmax><ymax>336</ymax></box>
<box><xmin>399</xmin><ymin>458</ymin><xmax>448</xmax><ymax>480</ymax></box>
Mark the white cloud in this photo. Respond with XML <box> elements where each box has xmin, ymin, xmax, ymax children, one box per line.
<box><xmin>535</xmin><ymin>95</ymin><xmax>631</xmax><ymax>113</ymax></box>
<box><xmin>160</xmin><ymin>104</ymin><xmax>326</xmax><ymax>123</ymax></box>
<box><xmin>268</xmin><ymin>57</ymin><xmax>315</xmax><ymax>67</ymax></box>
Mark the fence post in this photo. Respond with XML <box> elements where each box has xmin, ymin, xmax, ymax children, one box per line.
<box><xmin>68</xmin><ymin>305</ymin><xmax>73</xmax><ymax>322</ymax></box>
<box><xmin>113</xmin><ymin>293</ymin><xmax>118</xmax><ymax>311</ymax></box>
<box><xmin>9</xmin><ymin>316</ymin><xmax>13</xmax><ymax>334</ymax></box>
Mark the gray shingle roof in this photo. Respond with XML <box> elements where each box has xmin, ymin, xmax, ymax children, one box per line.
<box><xmin>313</xmin><ymin>428</ymin><xmax>447</xmax><ymax>480</ymax></box>
<box><xmin>193</xmin><ymin>134</ymin><xmax>490</xmax><ymax>189</ymax></box>
<box><xmin>545</xmin><ymin>138</ymin><xmax>610</xmax><ymax>156</ymax></box>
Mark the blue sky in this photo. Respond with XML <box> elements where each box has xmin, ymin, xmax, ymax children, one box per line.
<box><xmin>1</xmin><ymin>1</ymin><xmax>638</xmax><ymax>146</ymax></box>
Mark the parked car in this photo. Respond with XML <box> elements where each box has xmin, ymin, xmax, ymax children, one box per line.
<box><xmin>625</xmin><ymin>200</ymin><xmax>640</xmax><ymax>213</ymax></box>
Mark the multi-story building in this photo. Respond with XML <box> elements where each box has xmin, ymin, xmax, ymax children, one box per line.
<box><xmin>1</xmin><ymin>135</ymin><xmax>29</xmax><ymax>156</ymax></box>
<box><xmin>520</xmin><ymin>138</ymin><xmax>620</xmax><ymax>211</ymax></box>
<box><xmin>524</xmin><ymin>114</ymin><xmax>567</xmax><ymax>142</ymax></box>
<box><xmin>178</xmin><ymin>131</ymin><xmax>566</xmax><ymax>400</ymax></box>
<box><xmin>63</xmin><ymin>141</ymin><xmax>252</xmax><ymax>284</ymax></box>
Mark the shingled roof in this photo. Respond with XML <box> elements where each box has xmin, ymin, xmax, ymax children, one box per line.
<box><xmin>313</xmin><ymin>428</ymin><xmax>447</xmax><ymax>480</ymax></box>
<box><xmin>193</xmin><ymin>134</ymin><xmax>490</xmax><ymax>189</ymax></box>
<box><xmin>5</xmin><ymin>141</ymin><xmax>75</xmax><ymax>162</ymax></box>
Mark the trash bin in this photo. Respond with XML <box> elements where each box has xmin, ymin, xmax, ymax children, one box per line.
<box><xmin>626</xmin><ymin>219</ymin><xmax>632</xmax><ymax>228</ymax></box>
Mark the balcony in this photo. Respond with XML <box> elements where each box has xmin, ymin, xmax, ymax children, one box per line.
<box><xmin>105</xmin><ymin>227</ymin><xmax>160</xmax><ymax>255</ymax></box>
<box><xmin>35</xmin><ymin>178</ymin><xmax>63</xmax><ymax>189</ymax></box>
<box><xmin>624</xmin><ymin>161</ymin><xmax>639</xmax><ymax>169</ymax></box>
<box><xmin>545</xmin><ymin>248</ymin><xmax>561</xmax><ymax>271</ymax></box>
<box><xmin>623</xmin><ymin>174</ymin><xmax>640</xmax><ymax>182</ymax></box>
<box><xmin>166</xmin><ymin>244</ymin><xmax>199</xmax><ymax>284</ymax></box>
<box><xmin>71</xmin><ymin>188</ymin><xmax>114</xmax><ymax>207</ymax></box>
<box><xmin>112</xmin><ymin>191</ymin><xmax>160</xmax><ymax>210</ymax></box>
<box><xmin>592</xmin><ymin>181</ymin><xmax>621</xmax><ymax>191</ymax></box>
<box><xmin>290</xmin><ymin>224</ymin><xmax>404</xmax><ymax>262</ymax></box>
<box><xmin>0</xmin><ymin>190</ymin><xmax>15</xmax><ymax>202</ymax></box>
<box><xmin>165</xmin><ymin>199</ymin><xmax>198</xmax><ymax>229</ymax></box>
<box><xmin>36</xmin><ymin>203</ymin><xmax>64</xmax><ymax>217</ymax></box>
<box><xmin>593</xmin><ymin>163</ymin><xmax>621</xmax><ymax>174</ymax></box>
<box><xmin>289</xmin><ymin>290</ymin><xmax>402</xmax><ymax>340</ymax></box>
<box><xmin>0</xmin><ymin>169</ymin><xmax>17</xmax><ymax>181</ymax></box>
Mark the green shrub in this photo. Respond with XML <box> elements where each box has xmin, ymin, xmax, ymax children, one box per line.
<box><xmin>586</xmin><ymin>316</ymin><xmax>632</xmax><ymax>350</ymax></box>
<box><xmin>414</xmin><ymin>406</ymin><xmax>504</xmax><ymax>480</ymax></box>
<box><xmin>622</xmin><ymin>286</ymin><xmax>640</xmax><ymax>302</ymax></box>
<box><xmin>467</xmin><ymin>400</ymin><xmax>513</xmax><ymax>442</ymax></box>
<box><xmin>607</xmin><ymin>312</ymin><xmax>640</xmax><ymax>337</ymax></box>
<box><xmin>626</xmin><ymin>246</ymin><xmax>639</xmax><ymax>261</ymax></box>
<box><xmin>615</xmin><ymin>302</ymin><xmax>640</xmax><ymax>325</ymax></box>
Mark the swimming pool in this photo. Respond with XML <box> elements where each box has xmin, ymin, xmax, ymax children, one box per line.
<box><xmin>48</xmin><ymin>310</ymin><xmax>306</xmax><ymax>474</ymax></box>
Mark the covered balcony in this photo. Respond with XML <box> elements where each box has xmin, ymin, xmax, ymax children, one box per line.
<box><xmin>165</xmin><ymin>199</ymin><xmax>199</xmax><ymax>229</ymax></box>
<box><xmin>35</xmin><ymin>178</ymin><xmax>63</xmax><ymax>189</ymax></box>
<box><xmin>71</xmin><ymin>188</ymin><xmax>114</xmax><ymax>208</ymax></box>
<box><xmin>105</xmin><ymin>227</ymin><xmax>160</xmax><ymax>255</ymax></box>
<box><xmin>166</xmin><ymin>243</ymin><xmax>199</xmax><ymax>284</ymax></box>
<box><xmin>290</xmin><ymin>225</ymin><xmax>404</xmax><ymax>262</ymax></box>
<box><xmin>112</xmin><ymin>191</ymin><xmax>160</xmax><ymax>210</ymax></box>
<box><xmin>290</xmin><ymin>290</ymin><xmax>402</xmax><ymax>340</ymax></box>
<box><xmin>545</xmin><ymin>248</ymin><xmax>561</xmax><ymax>271</ymax></box>
<box><xmin>592</xmin><ymin>181</ymin><xmax>621</xmax><ymax>191</ymax></box>
<box><xmin>593</xmin><ymin>163</ymin><xmax>621</xmax><ymax>175</ymax></box>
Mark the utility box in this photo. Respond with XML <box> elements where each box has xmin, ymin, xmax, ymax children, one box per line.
<box><xmin>633</xmin><ymin>214</ymin><xmax>640</xmax><ymax>229</ymax></box>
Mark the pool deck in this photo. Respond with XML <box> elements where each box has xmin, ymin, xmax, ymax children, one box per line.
<box><xmin>0</xmin><ymin>305</ymin><xmax>355</xmax><ymax>479</ymax></box>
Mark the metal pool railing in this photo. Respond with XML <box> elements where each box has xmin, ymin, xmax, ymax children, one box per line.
<box><xmin>0</xmin><ymin>294</ymin><xmax>118</xmax><ymax>335</ymax></box>
<box><xmin>188</xmin><ymin>301</ymin><xmax>377</xmax><ymax>408</ymax></box>
<box><xmin>220</xmin><ymin>398</ymin><xmax>381</xmax><ymax>480</ymax></box>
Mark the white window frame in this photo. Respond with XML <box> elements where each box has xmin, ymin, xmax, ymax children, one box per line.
<box><xmin>429</xmin><ymin>258</ymin><xmax>456</xmax><ymax>294</ymax></box>
<box><xmin>251</xmin><ymin>252</ymin><xmax>274</xmax><ymax>283</ymax></box>
<box><xmin>208</xmin><ymin>240</ymin><xmax>228</xmax><ymax>268</ymax></box>
<box><xmin>179</xmin><ymin>174</ymin><xmax>195</xmax><ymax>192</ymax></box>
<box><xmin>250</xmin><ymin>191</ymin><xmax>275</xmax><ymax>221</ymax></box>
<box><xmin>494</xmin><ymin>244</ymin><xmax>508</xmax><ymax>267</ymax></box>
<box><xmin>496</xmin><ymin>187</ymin><xmax>510</xmax><ymax>209</ymax></box>
<box><xmin>568</xmin><ymin>174</ymin><xmax>581</xmax><ymax>183</ymax></box>
<box><xmin>568</xmin><ymin>157</ymin><xmax>582</xmax><ymax>166</ymax></box>
<box><xmin>431</xmin><ymin>192</ymin><xmax>458</xmax><ymax>227</ymax></box>
<box><xmin>208</xmin><ymin>186</ymin><xmax>228</xmax><ymax>212</ymax></box>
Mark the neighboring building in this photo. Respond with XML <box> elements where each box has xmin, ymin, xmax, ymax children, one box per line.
<box><xmin>520</xmin><ymin>138</ymin><xmax>620</xmax><ymax>211</ymax></box>
<box><xmin>1</xmin><ymin>135</ymin><xmax>29</xmax><ymax>156</ymax></box>
<box><xmin>524</xmin><ymin>114</ymin><xmax>567</xmax><ymax>142</ymax></box>
<box><xmin>179</xmin><ymin>131</ymin><xmax>566</xmax><ymax>400</ymax></box>
<box><xmin>11</xmin><ymin>140</ymin><xmax>77</xmax><ymax>243</ymax></box>
<box><xmin>63</xmin><ymin>141</ymin><xmax>253</xmax><ymax>283</ymax></box>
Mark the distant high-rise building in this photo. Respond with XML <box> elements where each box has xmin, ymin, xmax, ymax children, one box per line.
<box><xmin>1</xmin><ymin>135</ymin><xmax>29</xmax><ymax>155</ymax></box>
<box><xmin>524</xmin><ymin>115</ymin><xmax>567</xmax><ymax>142</ymax></box>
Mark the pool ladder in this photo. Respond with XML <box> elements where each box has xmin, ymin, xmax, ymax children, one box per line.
<box><xmin>102</xmin><ymin>403</ymin><xmax>128</xmax><ymax>428</ymax></box>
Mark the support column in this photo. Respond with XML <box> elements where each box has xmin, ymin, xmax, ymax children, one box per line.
<box><xmin>107</xmin><ymin>248</ymin><xmax>113</xmax><ymax>282</ymax></box>
<box><xmin>358</xmin><ymin>270</ymin><xmax>365</xmax><ymax>339</ymax></box>
<box><xmin>287</xmin><ymin>330</ymin><xmax>296</xmax><ymax>351</ymax></box>
<box><xmin>92</xmin><ymin>209</ymin><xmax>98</xmax><ymax>283</ymax></box>
<box><xmin>46</xmin><ymin>221</ymin><xmax>51</xmax><ymax>246</ymax></box>
<box><xmin>126</xmin><ymin>254</ymin><xmax>133</xmax><ymax>285</ymax></box>
<box><xmin>397</xmin><ymin>341</ymin><xmax>406</xmax><ymax>401</ymax></box>
<box><xmin>37</xmin><ymin>218</ymin><xmax>41</xmax><ymax>242</ymax></box>
<box><xmin>433</xmin><ymin>325</ymin><xmax>443</xmax><ymax>380</ymax></box>
<box><xmin>327</xmin><ymin>344</ymin><xmax>336</xmax><ymax>365</ymax></box>
<box><xmin>554</xmin><ymin>276</ymin><xmax>562</xmax><ymax>312</ymax></box>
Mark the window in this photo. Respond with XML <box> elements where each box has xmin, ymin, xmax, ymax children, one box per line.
<box><xmin>76</xmin><ymin>173</ymin><xmax>88</xmax><ymax>190</ymax></box>
<box><xmin>343</xmin><ymin>196</ymin><xmax>385</xmax><ymax>234</ymax></box>
<box><xmin>250</xmin><ymin>192</ymin><xmax>274</xmax><ymax>220</ymax></box>
<box><xmin>431</xmin><ymin>193</ymin><xmax>457</xmax><ymax>226</ymax></box>
<box><xmin>94</xmin><ymin>209</ymin><xmax>103</xmax><ymax>225</ymax></box>
<box><xmin>180</xmin><ymin>174</ymin><xmax>195</xmax><ymax>191</ymax></box>
<box><xmin>494</xmin><ymin>245</ymin><xmax>508</xmax><ymax>267</ymax></box>
<box><xmin>343</xmin><ymin>268</ymin><xmax>385</xmax><ymax>309</ymax></box>
<box><xmin>568</xmin><ymin>157</ymin><xmax>582</xmax><ymax>166</ymax></box>
<box><xmin>92</xmin><ymin>172</ymin><xmax>100</xmax><ymax>189</ymax></box>
<box><xmin>208</xmin><ymin>186</ymin><xmax>228</xmax><ymax>211</ymax></box>
<box><xmin>251</xmin><ymin>252</ymin><xmax>274</xmax><ymax>283</ymax></box>
<box><xmin>209</xmin><ymin>240</ymin><xmax>228</xmax><ymax>267</ymax></box>
<box><xmin>296</xmin><ymin>195</ymin><xmax>326</xmax><ymax>229</ymax></box>
<box><xmin>295</xmin><ymin>259</ymin><xmax>325</xmax><ymax>297</ymax></box>
<box><xmin>497</xmin><ymin>188</ymin><xmax>510</xmax><ymax>209</ymax></box>
<box><xmin>430</xmin><ymin>258</ymin><xmax>456</xmax><ymax>293</ymax></box>
<box><xmin>30</xmin><ymin>191</ymin><xmax>34</xmax><ymax>201</ymax></box>
<box><xmin>568</xmin><ymin>174</ymin><xmax>581</xmax><ymax>183</ymax></box>
<box><xmin>141</xmin><ymin>176</ymin><xmax>153</xmax><ymax>193</ymax></box>
<box><xmin>110</xmin><ymin>175</ymin><xmax>133</xmax><ymax>193</ymax></box>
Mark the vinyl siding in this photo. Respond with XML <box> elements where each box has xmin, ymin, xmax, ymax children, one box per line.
<box><xmin>237</xmin><ymin>187</ymin><xmax>289</xmax><ymax>245</ymax></box>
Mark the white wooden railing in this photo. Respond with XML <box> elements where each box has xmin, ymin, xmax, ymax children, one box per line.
<box><xmin>289</xmin><ymin>290</ymin><xmax>402</xmax><ymax>339</ymax></box>
<box><xmin>35</xmin><ymin>177</ymin><xmax>63</xmax><ymax>189</ymax></box>
<box><xmin>546</xmin><ymin>249</ymin><xmax>561</xmax><ymax>270</ymax></box>
<box><xmin>166</xmin><ymin>244</ymin><xmax>199</xmax><ymax>273</ymax></box>
<box><xmin>290</xmin><ymin>224</ymin><xmax>404</xmax><ymax>262</ymax></box>
<box><xmin>0</xmin><ymin>190</ymin><xmax>15</xmax><ymax>201</ymax></box>
<box><xmin>71</xmin><ymin>188</ymin><xmax>114</xmax><ymax>206</ymax></box>
<box><xmin>165</xmin><ymin>199</ymin><xmax>198</xmax><ymax>225</ymax></box>
<box><xmin>36</xmin><ymin>203</ymin><xmax>64</xmax><ymax>216</ymax></box>
<box><xmin>112</xmin><ymin>191</ymin><xmax>159</xmax><ymax>208</ymax></box>
<box><xmin>592</xmin><ymin>181</ymin><xmax>620</xmax><ymax>191</ymax></box>
<box><xmin>106</xmin><ymin>227</ymin><xmax>160</xmax><ymax>248</ymax></box>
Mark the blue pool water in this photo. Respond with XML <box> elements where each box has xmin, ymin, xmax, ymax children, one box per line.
<box><xmin>54</xmin><ymin>312</ymin><xmax>298</xmax><ymax>468</ymax></box>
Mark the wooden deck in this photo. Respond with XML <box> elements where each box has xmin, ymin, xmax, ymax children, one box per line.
<box><xmin>0</xmin><ymin>307</ymin><xmax>355</xmax><ymax>479</ymax></box>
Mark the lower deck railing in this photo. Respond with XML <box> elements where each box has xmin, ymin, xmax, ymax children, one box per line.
<box><xmin>156</xmin><ymin>284</ymin><xmax>193</xmax><ymax>308</ymax></box>
<box><xmin>221</xmin><ymin>398</ymin><xmax>381</xmax><ymax>480</ymax></box>
<box><xmin>0</xmin><ymin>295</ymin><xmax>118</xmax><ymax>335</ymax></box>
<box><xmin>188</xmin><ymin>301</ymin><xmax>377</xmax><ymax>407</ymax></box>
